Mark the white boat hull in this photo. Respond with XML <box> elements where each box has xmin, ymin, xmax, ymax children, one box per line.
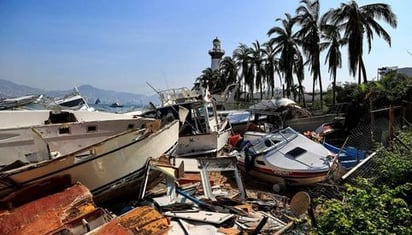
<box><xmin>0</xmin><ymin>109</ymin><xmax>140</xmax><ymax>129</ymax></box>
<box><xmin>237</xmin><ymin>161</ymin><xmax>333</xmax><ymax>185</ymax></box>
<box><xmin>234</xmin><ymin>127</ymin><xmax>337</xmax><ymax>186</ymax></box>
<box><xmin>0</xmin><ymin>120</ymin><xmax>179</xmax><ymax>200</ymax></box>
<box><xmin>0</xmin><ymin>117</ymin><xmax>155</xmax><ymax>166</ymax></box>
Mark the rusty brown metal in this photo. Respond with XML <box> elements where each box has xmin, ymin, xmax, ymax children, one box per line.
<box><xmin>90</xmin><ymin>206</ymin><xmax>170</xmax><ymax>235</ymax></box>
<box><xmin>0</xmin><ymin>182</ymin><xmax>95</xmax><ymax>235</ymax></box>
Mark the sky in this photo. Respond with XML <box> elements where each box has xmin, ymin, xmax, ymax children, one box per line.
<box><xmin>0</xmin><ymin>0</ymin><xmax>411</xmax><ymax>96</ymax></box>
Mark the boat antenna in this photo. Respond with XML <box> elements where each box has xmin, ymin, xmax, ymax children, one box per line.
<box><xmin>146</xmin><ymin>82</ymin><xmax>167</xmax><ymax>105</ymax></box>
<box><xmin>146</xmin><ymin>82</ymin><xmax>160</xmax><ymax>95</ymax></box>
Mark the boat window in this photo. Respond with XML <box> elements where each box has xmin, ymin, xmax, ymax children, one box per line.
<box><xmin>59</xmin><ymin>127</ymin><xmax>71</xmax><ymax>134</ymax></box>
<box><xmin>256</xmin><ymin>160</ymin><xmax>265</xmax><ymax>165</ymax></box>
<box><xmin>264</xmin><ymin>138</ymin><xmax>273</xmax><ymax>147</ymax></box>
<box><xmin>196</xmin><ymin>106</ymin><xmax>207</xmax><ymax>118</ymax></box>
<box><xmin>128</xmin><ymin>124</ymin><xmax>135</xmax><ymax>129</ymax></box>
<box><xmin>287</xmin><ymin>147</ymin><xmax>306</xmax><ymax>158</ymax></box>
<box><xmin>196</xmin><ymin>104</ymin><xmax>215</xmax><ymax>119</ymax></box>
<box><xmin>45</xmin><ymin>111</ymin><xmax>78</xmax><ymax>124</ymax></box>
<box><xmin>251</xmin><ymin>139</ymin><xmax>272</xmax><ymax>154</ymax></box>
<box><xmin>87</xmin><ymin>125</ymin><xmax>97</xmax><ymax>132</ymax></box>
<box><xmin>279</xmin><ymin>128</ymin><xmax>298</xmax><ymax>141</ymax></box>
<box><xmin>206</xmin><ymin>104</ymin><xmax>215</xmax><ymax>118</ymax></box>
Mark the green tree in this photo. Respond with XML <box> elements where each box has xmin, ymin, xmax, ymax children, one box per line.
<box><xmin>251</xmin><ymin>40</ymin><xmax>266</xmax><ymax>100</ymax></box>
<box><xmin>320</xmin><ymin>23</ymin><xmax>346</xmax><ymax>105</ymax></box>
<box><xmin>323</xmin><ymin>1</ymin><xmax>397</xmax><ymax>84</ymax></box>
<box><xmin>233</xmin><ymin>43</ymin><xmax>253</xmax><ymax>101</ymax></box>
<box><xmin>295</xmin><ymin>0</ymin><xmax>323</xmax><ymax>108</ymax></box>
<box><xmin>263</xmin><ymin>42</ymin><xmax>281</xmax><ymax>98</ymax></box>
<box><xmin>219</xmin><ymin>56</ymin><xmax>238</xmax><ymax>89</ymax></box>
<box><xmin>268</xmin><ymin>13</ymin><xmax>300</xmax><ymax>99</ymax></box>
<box><xmin>293</xmin><ymin>51</ymin><xmax>306</xmax><ymax>106</ymax></box>
<box><xmin>199</xmin><ymin>67</ymin><xmax>221</xmax><ymax>93</ymax></box>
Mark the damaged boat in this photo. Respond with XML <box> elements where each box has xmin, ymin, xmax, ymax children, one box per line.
<box><xmin>0</xmin><ymin>119</ymin><xmax>179</xmax><ymax>202</ymax></box>
<box><xmin>228</xmin><ymin>97</ymin><xmax>346</xmax><ymax>134</ymax></box>
<box><xmin>141</xmin><ymin>86</ymin><xmax>231</xmax><ymax>156</ymax></box>
<box><xmin>230</xmin><ymin>127</ymin><xmax>338</xmax><ymax>186</ymax></box>
<box><xmin>0</xmin><ymin>110</ymin><xmax>162</xmax><ymax>166</ymax></box>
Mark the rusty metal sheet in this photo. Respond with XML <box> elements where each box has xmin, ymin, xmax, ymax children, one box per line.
<box><xmin>89</xmin><ymin>206</ymin><xmax>170</xmax><ymax>235</ymax></box>
<box><xmin>0</xmin><ymin>182</ymin><xmax>94</xmax><ymax>235</ymax></box>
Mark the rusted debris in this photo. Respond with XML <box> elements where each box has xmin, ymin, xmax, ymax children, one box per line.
<box><xmin>89</xmin><ymin>206</ymin><xmax>170</xmax><ymax>235</ymax></box>
<box><xmin>0</xmin><ymin>182</ymin><xmax>98</xmax><ymax>235</ymax></box>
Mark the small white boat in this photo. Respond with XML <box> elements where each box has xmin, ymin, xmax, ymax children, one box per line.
<box><xmin>110</xmin><ymin>102</ymin><xmax>124</xmax><ymax>108</ymax></box>
<box><xmin>231</xmin><ymin>127</ymin><xmax>338</xmax><ymax>186</ymax></box>
<box><xmin>0</xmin><ymin>120</ymin><xmax>179</xmax><ymax>201</ymax></box>
<box><xmin>54</xmin><ymin>89</ymin><xmax>93</xmax><ymax>111</ymax></box>
<box><xmin>142</xmin><ymin>86</ymin><xmax>231</xmax><ymax>156</ymax></box>
<box><xmin>0</xmin><ymin>94</ymin><xmax>43</xmax><ymax>110</ymax></box>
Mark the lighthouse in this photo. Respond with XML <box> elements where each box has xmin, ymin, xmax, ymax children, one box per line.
<box><xmin>208</xmin><ymin>37</ymin><xmax>225</xmax><ymax>71</ymax></box>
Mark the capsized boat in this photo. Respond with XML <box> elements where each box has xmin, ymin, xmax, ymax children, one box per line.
<box><xmin>142</xmin><ymin>86</ymin><xmax>231</xmax><ymax>156</ymax></box>
<box><xmin>230</xmin><ymin>127</ymin><xmax>338</xmax><ymax>186</ymax></box>
<box><xmin>0</xmin><ymin>119</ymin><xmax>179</xmax><ymax>202</ymax></box>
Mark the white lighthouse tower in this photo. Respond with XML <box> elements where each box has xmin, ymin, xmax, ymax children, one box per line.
<box><xmin>208</xmin><ymin>37</ymin><xmax>225</xmax><ymax>71</ymax></box>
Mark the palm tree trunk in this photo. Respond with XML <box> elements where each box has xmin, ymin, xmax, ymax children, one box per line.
<box><xmin>319</xmin><ymin>73</ymin><xmax>323</xmax><ymax>109</ymax></box>
<box><xmin>332</xmin><ymin>73</ymin><xmax>336</xmax><ymax>105</ymax></box>
<box><xmin>312</xmin><ymin>78</ymin><xmax>315</xmax><ymax>105</ymax></box>
<box><xmin>360</xmin><ymin>58</ymin><xmax>368</xmax><ymax>84</ymax></box>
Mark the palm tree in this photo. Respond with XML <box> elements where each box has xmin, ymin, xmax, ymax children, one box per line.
<box><xmin>293</xmin><ymin>51</ymin><xmax>306</xmax><ymax>107</ymax></box>
<box><xmin>233</xmin><ymin>43</ymin><xmax>253</xmax><ymax>102</ymax></box>
<box><xmin>320</xmin><ymin>23</ymin><xmax>346</xmax><ymax>105</ymax></box>
<box><xmin>263</xmin><ymin>42</ymin><xmax>281</xmax><ymax>97</ymax></box>
<box><xmin>199</xmin><ymin>67</ymin><xmax>220</xmax><ymax>93</ymax></box>
<box><xmin>251</xmin><ymin>40</ymin><xmax>266</xmax><ymax>99</ymax></box>
<box><xmin>295</xmin><ymin>0</ymin><xmax>323</xmax><ymax>108</ymax></box>
<box><xmin>267</xmin><ymin>13</ymin><xmax>300</xmax><ymax>99</ymax></box>
<box><xmin>323</xmin><ymin>1</ymin><xmax>397</xmax><ymax>84</ymax></box>
<box><xmin>219</xmin><ymin>56</ymin><xmax>238</xmax><ymax>88</ymax></box>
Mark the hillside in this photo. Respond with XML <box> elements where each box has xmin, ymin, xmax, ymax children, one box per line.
<box><xmin>0</xmin><ymin>79</ymin><xmax>159</xmax><ymax>106</ymax></box>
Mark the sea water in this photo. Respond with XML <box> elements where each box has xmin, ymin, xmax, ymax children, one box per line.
<box><xmin>89</xmin><ymin>103</ymin><xmax>145</xmax><ymax>114</ymax></box>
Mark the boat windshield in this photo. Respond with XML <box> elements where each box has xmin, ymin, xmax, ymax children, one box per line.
<box><xmin>249</xmin><ymin>127</ymin><xmax>298</xmax><ymax>155</ymax></box>
<box><xmin>276</xmin><ymin>127</ymin><xmax>298</xmax><ymax>141</ymax></box>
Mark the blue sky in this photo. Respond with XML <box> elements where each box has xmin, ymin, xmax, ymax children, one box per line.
<box><xmin>0</xmin><ymin>0</ymin><xmax>410</xmax><ymax>96</ymax></box>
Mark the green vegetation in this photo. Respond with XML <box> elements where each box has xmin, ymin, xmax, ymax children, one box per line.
<box><xmin>315</xmin><ymin>180</ymin><xmax>411</xmax><ymax>234</ymax></box>
<box><xmin>323</xmin><ymin>71</ymin><xmax>412</xmax><ymax>109</ymax></box>
<box><xmin>313</xmin><ymin>131</ymin><xmax>412</xmax><ymax>234</ymax></box>
<box><xmin>196</xmin><ymin>0</ymin><xmax>398</xmax><ymax>109</ymax></box>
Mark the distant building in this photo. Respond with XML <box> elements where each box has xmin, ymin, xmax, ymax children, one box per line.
<box><xmin>208</xmin><ymin>37</ymin><xmax>225</xmax><ymax>71</ymax></box>
<box><xmin>378</xmin><ymin>66</ymin><xmax>412</xmax><ymax>79</ymax></box>
<box><xmin>397</xmin><ymin>67</ymin><xmax>412</xmax><ymax>77</ymax></box>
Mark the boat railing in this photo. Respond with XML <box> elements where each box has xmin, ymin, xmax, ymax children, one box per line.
<box><xmin>158</xmin><ymin>87</ymin><xmax>200</xmax><ymax>105</ymax></box>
